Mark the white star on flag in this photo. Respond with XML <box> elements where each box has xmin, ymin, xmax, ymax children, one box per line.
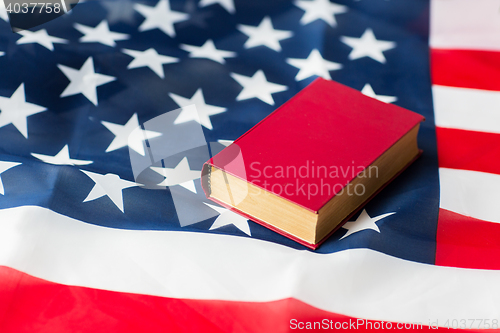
<box><xmin>58</xmin><ymin>57</ymin><xmax>116</xmax><ymax>106</ymax></box>
<box><xmin>238</xmin><ymin>16</ymin><xmax>293</xmax><ymax>52</ymax></box>
<box><xmin>31</xmin><ymin>145</ymin><xmax>93</xmax><ymax>166</ymax></box>
<box><xmin>230</xmin><ymin>70</ymin><xmax>287</xmax><ymax>105</ymax></box>
<box><xmin>341</xmin><ymin>28</ymin><xmax>396</xmax><ymax>63</ymax></box>
<box><xmin>180</xmin><ymin>39</ymin><xmax>236</xmax><ymax>64</ymax></box>
<box><xmin>0</xmin><ymin>161</ymin><xmax>21</xmax><ymax>195</ymax></box>
<box><xmin>81</xmin><ymin>170</ymin><xmax>138</xmax><ymax>213</ymax></box>
<box><xmin>101</xmin><ymin>113</ymin><xmax>162</xmax><ymax>156</ymax></box>
<box><xmin>287</xmin><ymin>49</ymin><xmax>342</xmax><ymax>81</ymax></box>
<box><xmin>134</xmin><ymin>0</ymin><xmax>189</xmax><ymax>37</ymax></box>
<box><xmin>169</xmin><ymin>89</ymin><xmax>226</xmax><ymax>130</ymax></box>
<box><xmin>218</xmin><ymin>139</ymin><xmax>234</xmax><ymax>147</ymax></box>
<box><xmin>204</xmin><ymin>203</ymin><xmax>251</xmax><ymax>236</ymax></box>
<box><xmin>361</xmin><ymin>84</ymin><xmax>397</xmax><ymax>103</ymax></box>
<box><xmin>294</xmin><ymin>0</ymin><xmax>347</xmax><ymax>27</ymax></box>
<box><xmin>150</xmin><ymin>157</ymin><xmax>200</xmax><ymax>193</ymax></box>
<box><xmin>0</xmin><ymin>83</ymin><xmax>47</xmax><ymax>139</ymax></box>
<box><xmin>198</xmin><ymin>0</ymin><xmax>235</xmax><ymax>13</ymax></box>
<box><xmin>123</xmin><ymin>48</ymin><xmax>178</xmax><ymax>78</ymax></box>
<box><xmin>340</xmin><ymin>209</ymin><xmax>395</xmax><ymax>240</ymax></box>
<box><xmin>0</xmin><ymin>1</ymin><xmax>8</xmax><ymax>22</ymax></box>
<box><xmin>74</xmin><ymin>20</ymin><xmax>129</xmax><ymax>47</ymax></box>
<box><xmin>16</xmin><ymin>29</ymin><xmax>68</xmax><ymax>51</ymax></box>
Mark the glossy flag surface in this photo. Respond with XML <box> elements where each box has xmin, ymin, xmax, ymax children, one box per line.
<box><xmin>0</xmin><ymin>0</ymin><xmax>499</xmax><ymax>332</ymax></box>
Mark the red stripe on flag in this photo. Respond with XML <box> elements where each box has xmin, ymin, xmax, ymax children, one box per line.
<box><xmin>436</xmin><ymin>127</ymin><xmax>500</xmax><ymax>175</ymax></box>
<box><xmin>436</xmin><ymin>209</ymin><xmax>500</xmax><ymax>270</ymax></box>
<box><xmin>431</xmin><ymin>49</ymin><xmax>500</xmax><ymax>91</ymax></box>
<box><xmin>0</xmin><ymin>266</ymin><xmax>481</xmax><ymax>333</ymax></box>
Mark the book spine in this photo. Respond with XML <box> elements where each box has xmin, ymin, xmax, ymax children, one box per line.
<box><xmin>200</xmin><ymin>162</ymin><xmax>213</xmax><ymax>198</ymax></box>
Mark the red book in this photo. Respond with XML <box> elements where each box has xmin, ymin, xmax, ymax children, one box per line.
<box><xmin>202</xmin><ymin>78</ymin><xmax>424</xmax><ymax>249</ymax></box>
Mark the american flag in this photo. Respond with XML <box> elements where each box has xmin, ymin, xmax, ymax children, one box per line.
<box><xmin>0</xmin><ymin>0</ymin><xmax>499</xmax><ymax>331</ymax></box>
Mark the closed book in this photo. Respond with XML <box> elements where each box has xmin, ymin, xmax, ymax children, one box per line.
<box><xmin>201</xmin><ymin>78</ymin><xmax>424</xmax><ymax>249</ymax></box>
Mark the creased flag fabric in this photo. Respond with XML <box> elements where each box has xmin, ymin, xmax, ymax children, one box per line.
<box><xmin>430</xmin><ymin>0</ymin><xmax>500</xmax><ymax>271</ymax></box>
<box><xmin>0</xmin><ymin>0</ymin><xmax>499</xmax><ymax>332</ymax></box>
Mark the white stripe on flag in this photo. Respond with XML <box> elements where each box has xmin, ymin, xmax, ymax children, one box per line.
<box><xmin>430</xmin><ymin>0</ymin><xmax>500</xmax><ymax>51</ymax></box>
<box><xmin>0</xmin><ymin>205</ymin><xmax>500</xmax><ymax>327</ymax></box>
<box><xmin>432</xmin><ymin>85</ymin><xmax>500</xmax><ymax>133</ymax></box>
<box><xmin>440</xmin><ymin>167</ymin><xmax>500</xmax><ymax>223</ymax></box>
